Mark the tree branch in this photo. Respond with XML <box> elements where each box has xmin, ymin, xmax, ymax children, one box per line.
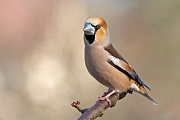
<box><xmin>71</xmin><ymin>91</ymin><xmax>127</xmax><ymax>120</ymax></box>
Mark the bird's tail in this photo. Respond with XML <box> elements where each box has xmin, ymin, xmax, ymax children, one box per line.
<box><xmin>138</xmin><ymin>91</ymin><xmax>158</xmax><ymax>105</ymax></box>
<box><xmin>130</xmin><ymin>82</ymin><xmax>158</xmax><ymax>105</ymax></box>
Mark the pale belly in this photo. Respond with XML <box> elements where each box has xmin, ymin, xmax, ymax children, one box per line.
<box><xmin>85</xmin><ymin>45</ymin><xmax>131</xmax><ymax>92</ymax></box>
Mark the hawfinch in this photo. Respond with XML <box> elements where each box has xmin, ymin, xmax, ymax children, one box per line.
<box><xmin>83</xmin><ymin>16</ymin><xmax>157</xmax><ymax>105</ymax></box>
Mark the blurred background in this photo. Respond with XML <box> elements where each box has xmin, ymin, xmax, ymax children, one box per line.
<box><xmin>0</xmin><ymin>0</ymin><xmax>179</xmax><ymax>120</ymax></box>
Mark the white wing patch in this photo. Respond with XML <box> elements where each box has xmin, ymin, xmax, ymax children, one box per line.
<box><xmin>108</xmin><ymin>56</ymin><xmax>120</xmax><ymax>66</ymax></box>
<box><xmin>108</xmin><ymin>55</ymin><xmax>127</xmax><ymax>70</ymax></box>
<box><xmin>130</xmin><ymin>83</ymin><xmax>140</xmax><ymax>92</ymax></box>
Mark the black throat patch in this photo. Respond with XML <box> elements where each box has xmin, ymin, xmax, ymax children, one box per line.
<box><xmin>85</xmin><ymin>34</ymin><xmax>95</xmax><ymax>44</ymax></box>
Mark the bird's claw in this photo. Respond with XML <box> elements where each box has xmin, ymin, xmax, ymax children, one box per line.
<box><xmin>98</xmin><ymin>96</ymin><xmax>112</xmax><ymax>105</ymax></box>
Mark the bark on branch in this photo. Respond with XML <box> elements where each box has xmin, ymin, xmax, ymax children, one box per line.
<box><xmin>71</xmin><ymin>92</ymin><xmax>127</xmax><ymax>120</ymax></box>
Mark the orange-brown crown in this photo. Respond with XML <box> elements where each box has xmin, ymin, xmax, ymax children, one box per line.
<box><xmin>84</xmin><ymin>16</ymin><xmax>110</xmax><ymax>46</ymax></box>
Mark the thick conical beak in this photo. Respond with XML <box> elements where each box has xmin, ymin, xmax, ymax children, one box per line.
<box><xmin>83</xmin><ymin>23</ymin><xmax>95</xmax><ymax>35</ymax></box>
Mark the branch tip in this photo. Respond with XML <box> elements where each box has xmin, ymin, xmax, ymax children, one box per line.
<box><xmin>72</xmin><ymin>91</ymin><xmax>128</xmax><ymax>120</ymax></box>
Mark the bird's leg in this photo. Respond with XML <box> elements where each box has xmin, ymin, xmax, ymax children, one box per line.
<box><xmin>98</xmin><ymin>89</ymin><xmax>117</xmax><ymax>106</ymax></box>
<box><xmin>103</xmin><ymin>88</ymin><xmax>111</xmax><ymax>95</ymax></box>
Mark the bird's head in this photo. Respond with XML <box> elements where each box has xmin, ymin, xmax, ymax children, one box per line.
<box><xmin>83</xmin><ymin>16</ymin><xmax>110</xmax><ymax>47</ymax></box>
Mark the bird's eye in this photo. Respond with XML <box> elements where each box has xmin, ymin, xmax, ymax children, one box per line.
<box><xmin>95</xmin><ymin>24</ymin><xmax>101</xmax><ymax>30</ymax></box>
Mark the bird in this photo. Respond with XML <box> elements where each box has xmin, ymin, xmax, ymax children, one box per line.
<box><xmin>83</xmin><ymin>16</ymin><xmax>157</xmax><ymax>105</ymax></box>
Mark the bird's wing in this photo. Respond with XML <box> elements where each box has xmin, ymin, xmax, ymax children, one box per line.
<box><xmin>105</xmin><ymin>44</ymin><xmax>151</xmax><ymax>90</ymax></box>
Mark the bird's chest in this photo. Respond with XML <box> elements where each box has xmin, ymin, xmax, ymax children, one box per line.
<box><xmin>85</xmin><ymin>45</ymin><xmax>110</xmax><ymax>81</ymax></box>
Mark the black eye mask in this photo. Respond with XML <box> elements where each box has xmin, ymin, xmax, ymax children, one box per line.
<box><xmin>84</xmin><ymin>24</ymin><xmax>101</xmax><ymax>44</ymax></box>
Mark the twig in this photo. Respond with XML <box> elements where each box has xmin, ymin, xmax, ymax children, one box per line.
<box><xmin>71</xmin><ymin>92</ymin><xmax>127</xmax><ymax>120</ymax></box>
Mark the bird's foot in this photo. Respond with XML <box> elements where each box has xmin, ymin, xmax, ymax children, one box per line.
<box><xmin>98</xmin><ymin>96</ymin><xmax>111</xmax><ymax>105</ymax></box>
<box><xmin>98</xmin><ymin>90</ymin><xmax>117</xmax><ymax>106</ymax></box>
